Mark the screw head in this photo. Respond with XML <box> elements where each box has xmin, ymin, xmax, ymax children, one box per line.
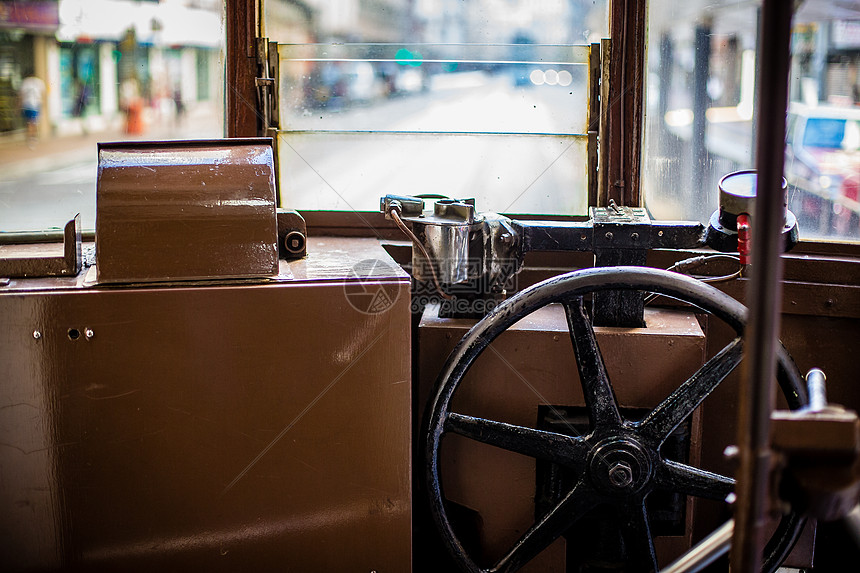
<box><xmin>33</xmin><ymin>330</ymin><xmax>41</xmax><ymax>339</ymax></box>
<box><xmin>723</xmin><ymin>445</ymin><xmax>739</xmax><ymax>460</ymax></box>
<box><xmin>85</xmin><ymin>328</ymin><xmax>95</xmax><ymax>340</ymax></box>
<box><xmin>284</xmin><ymin>231</ymin><xmax>306</xmax><ymax>254</ymax></box>
<box><xmin>605</xmin><ymin>232</ymin><xmax>614</xmax><ymax>241</ymax></box>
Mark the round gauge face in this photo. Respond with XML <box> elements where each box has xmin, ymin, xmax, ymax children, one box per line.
<box><xmin>720</xmin><ymin>171</ymin><xmax>758</xmax><ymax>198</ymax></box>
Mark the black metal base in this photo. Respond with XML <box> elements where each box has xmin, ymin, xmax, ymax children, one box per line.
<box><xmin>704</xmin><ymin>209</ymin><xmax>799</xmax><ymax>254</ymax></box>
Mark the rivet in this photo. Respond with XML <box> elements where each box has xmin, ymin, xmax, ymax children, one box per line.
<box><xmin>33</xmin><ymin>330</ymin><xmax>41</xmax><ymax>339</ymax></box>
<box><xmin>85</xmin><ymin>328</ymin><xmax>95</xmax><ymax>340</ymax></box>
<box><xmin>631</xmin><ymin>232</ymin><xmax>639</xmax><ymax>241</ymax></box>
<box><xmin>605</xmin><ymin>232</ymin><xmax>614</xmax><ymax>241</ymax></box>
<box><xmin>658</xmin><ymin>230</ymin><xmax>664</xmax><ymax>237</ymax></box>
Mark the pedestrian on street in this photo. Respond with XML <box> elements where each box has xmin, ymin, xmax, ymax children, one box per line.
<box><xmin>73</xmin><ymin>78</ymin><xmax>92</xmax><ymax>134</ymax></box>
<box><xmin>172</xmin><ymin>86</ymin><xmax>185</xmax><ymax>127</ymax></box>
<box><xmin>19</xmin><ymin>70</ymin><xmax>45</xmax><ymax>149</ymax></box>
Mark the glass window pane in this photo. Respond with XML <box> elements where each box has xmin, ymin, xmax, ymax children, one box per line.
<box><xmin>643</xmin><ymin>1</ymin><xmax>860</xmax><ymax>242</ymax></box>
<box><xmin>280</xmin><ymin>131</ymin><xmax>589</xmax><ymax>214</ymax></box>
<box><xmin>270</xmin><ymin>2</ymin><xmax>609</xmax><ymax>215</ymax></box>
<box><xmin>0</xmin><ymin>0</ymin><xmax>225</xmax><ymax>233</ymax></box>
<box><xmin>279</xmin><ymin>43</ymin><xmax>590</xmax><ymax>134</ymax></box>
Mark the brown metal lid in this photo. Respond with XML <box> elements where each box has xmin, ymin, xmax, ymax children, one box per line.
<box><xmin>96</xmin><ymin>139</ymin><xmax>279</xmax><ymax>283</ymax></box>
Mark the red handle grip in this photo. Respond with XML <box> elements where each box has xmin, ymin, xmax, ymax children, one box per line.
<box><xmin>736</xmin><ymin>213</ymin><xmax>751</xmax><ymax>266</ymax></box>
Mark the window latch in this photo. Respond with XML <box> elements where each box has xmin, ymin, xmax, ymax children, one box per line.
<box><xmin>255</xmin><ymin>38</ymin><xmax>279</xmax><ymax>136</ymax></box>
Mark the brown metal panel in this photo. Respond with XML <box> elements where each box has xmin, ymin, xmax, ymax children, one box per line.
<box><xmin>96</xmin><ymin>139</ymin><xmax>279</xmax><ymax>284</ymax></box>
<box><xmin>418</xmin><ymin>305</ymin><xmax>706</xmax><ymax>570</ymax></box>
<box><xmin>0</xmin><ymin>239</ymin><xmax>411</xmax><ymax>571</ymax></box>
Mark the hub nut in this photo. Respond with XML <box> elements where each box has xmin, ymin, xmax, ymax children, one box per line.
<box><xmin>608</xmin><ymin>461</ymin><xmax>634</xmax><ymax>488</ymax></box>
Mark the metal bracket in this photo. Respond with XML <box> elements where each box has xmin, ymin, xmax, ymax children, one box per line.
<box><xmin>382</xmin><ymin>194</ymin><xmax>705</xmax><ymax>323</ymax></box>
<box><xmin>0</xmin><ymin>214</ymin><xmax>82</xmax><ymax>278</ymax></box>
<box><xmin>591</xmin><ymin>202</ymin><xmax>651</xmax><ymax>327</ymax></box>
<box><xmin>276</xmin><ymin>209</ymin><xmax>307</xmax><ymax>259</ymax></box>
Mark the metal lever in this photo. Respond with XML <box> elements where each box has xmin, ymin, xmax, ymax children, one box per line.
<box><xmin>660</xmin><ymin>519</ymin><xmax>734</xmax><ymax>573</ymax></box>
<box><xmin>665</xmin><ymin>367</ymin><xmax>860</xmax><ymax>573</ymax></box>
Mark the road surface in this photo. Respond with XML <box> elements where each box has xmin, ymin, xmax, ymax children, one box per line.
<box><xmin>1</xmin><ymin>72</ymin><xmax>590</xmax><ymax>233</ymax></box>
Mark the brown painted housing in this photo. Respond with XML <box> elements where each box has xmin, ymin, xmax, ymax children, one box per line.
<box><xmin>0</xmin><ymin>238</ymin><xmax>412</xmax><ymax>572</ymax></box>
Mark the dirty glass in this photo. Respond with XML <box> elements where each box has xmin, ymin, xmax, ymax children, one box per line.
<box><xmin>277</xmin><ymin>43</ymin><xmax>591</xmax><ymax>214</ymax></box>
<box><xmin>643</xmin><ymin>0</ymin><xmax>860</xmax><ymax>242</ymax></box>
<box><xmin>268</xmin><ymin>1</ymin><xmax>609</xmax><ymax>215</ymax></box>
<box><xmin>0</xmin><ymin>0</ymin><xmax>225</xmax><ymax>233</ymax></box>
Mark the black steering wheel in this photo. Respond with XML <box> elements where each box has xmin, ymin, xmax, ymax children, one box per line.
<box><xmin>422</xmin><ymin>266</ymin><xmax>807</xmax><ymax>573</ymax></box>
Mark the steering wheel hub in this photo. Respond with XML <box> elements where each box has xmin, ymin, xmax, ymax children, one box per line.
<box><xmin>588</xmin><ymin>438</ymin><xmax>652</xmax><ymax>495</ymax></box>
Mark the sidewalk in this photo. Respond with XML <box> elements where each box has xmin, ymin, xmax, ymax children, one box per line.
<box><xmin>0</xmin><ymin>106</ymin><xmax>224</xmax><ymax>181</ymax></box>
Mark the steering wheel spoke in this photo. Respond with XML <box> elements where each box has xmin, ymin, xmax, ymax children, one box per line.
<box><xmin>639</xmin><ymin>337</ymin><xmax>744</xmax><ymax>445</ymax></box>
<box><xmin>618</xmin><ymin>500</ymin><xmax>659</xmax><ymax>573</ymax></box>
<box><xmin>655</xmin><ymin>459</ymin><xmax>734</xmax><ymax>501</ymax></box>
<box><xmin>446</xmin><ymin>412</ymin><xmax>589</xmax><ymax>469</ymax></box>
<box><xmin>491</xmin><ymin>479</ymin><xmax>600</xmax><ymax>573</ymax></box>
<box><xmin>563</xmin><ymin>297</ymin><xmax>623</xmax><ymax>431</ymax></box>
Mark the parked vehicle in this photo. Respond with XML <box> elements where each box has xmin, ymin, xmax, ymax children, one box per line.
<box><xmin>785</xmin><ymin>103</ymin><xmax>860</xmax><ymax>236</ymax></box>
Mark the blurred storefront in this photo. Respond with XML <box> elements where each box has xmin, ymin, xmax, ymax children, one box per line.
<box><xmin>0</xmin><ymin>1</ymin><xmax>59</xmax><ymax>135</ymax></box>
<box><xmin>0</xmin><ymin>0</ymin><xmax>222</xmax><ymax>138</ymax></box>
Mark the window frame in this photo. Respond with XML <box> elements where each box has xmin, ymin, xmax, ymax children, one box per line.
<box><xmin>226</xmin><ymin>0</ymin><xmax>860</xmax><ymax>260</ymax></box>
<box><xmin>225</xmin><ymin>0</ymin><xmax>627</xmax><ymax>233</ymax></box>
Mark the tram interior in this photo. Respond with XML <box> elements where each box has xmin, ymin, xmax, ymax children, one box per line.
<box><xmin>1</xmin><ymin>1</ymin><xmax>859</xmax><ymax>572</ymax></box>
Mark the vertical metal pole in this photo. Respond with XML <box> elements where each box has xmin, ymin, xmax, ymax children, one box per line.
<box><xmin>730</xmin><ymin>1</ymin><xmax>794</xmax><ymax>571</ymax></box>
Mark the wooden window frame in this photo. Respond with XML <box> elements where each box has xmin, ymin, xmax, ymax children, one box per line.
<box><xmin>225</xmin><ymin>0</ymin><xmax>860</xmax><ymax>277</ymax></box>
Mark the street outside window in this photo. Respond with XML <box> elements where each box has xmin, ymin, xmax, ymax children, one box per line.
<box><xmin>268</xmin><ymin>0</ymin><xmax>609</xmax><ymax>215</ymax></box>
<box><xmin>0</xmin><ymin>0</ymin><xmax>224</xmax><ymax>233</ymax></box>
<box><xmin>643</xmin><ymin>0</ymin><xmax>860</xmax><ymax>242</ymax></box>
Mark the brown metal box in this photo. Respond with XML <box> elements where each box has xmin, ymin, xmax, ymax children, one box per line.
<box><xmin>96</xmin><ymin>139</ymin><xmax>279</xmax><ymax>283</ymax></box>
<box><xmin>0</xmin><ymin>238</ymin><xmax>411</xmax><ymax>572</ymax></box>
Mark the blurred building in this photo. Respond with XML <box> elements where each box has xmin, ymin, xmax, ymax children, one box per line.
<box><xmin>0</xmin><ymin>1</ymin><xmax>60</xmax><ymax>133</ymax></box>
<box><xmin>415</xmin><ymin>0</ymin><xmax>582</xmax><ymax>45</ymax></box>
<box><xmin>288</xmin><ymin>0</ymin><xmax>590</xmax><ymax>45</ymax></box>
<box><xmin>266</xmin><ymin>0</ymin><xmax>314</xmax><ymax>44</ymax></box>
<box><xmin>302</xmin><ymin>0</ymin><xmax>411</xmax><ymax>42</ymax></box>
<box><xmin>0</xmin><ymin>0</ymin><xmax>223</xmax><ymax>138</ymax></box>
